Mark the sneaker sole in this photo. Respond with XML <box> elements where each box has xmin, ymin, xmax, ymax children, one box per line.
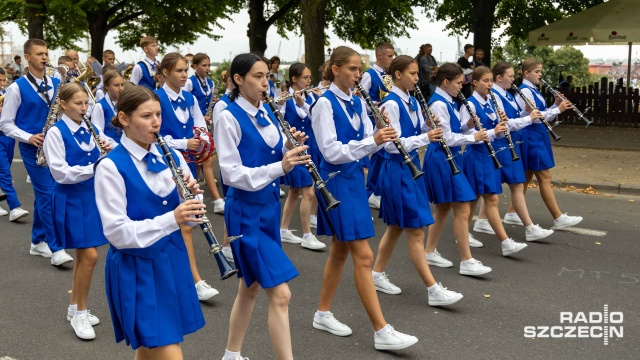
<box><xmin>67</xmin><ymin>315</ymin><xmax>100</xmax><ymax>326</ymax></box>
<box><xmin>503</xmin><ymin>218</ymin><xmax>524</xmax><ymax>226</ymax></box>
<box><xmin>301</xmin><ymin>243</ymin><xmax>326</xmax><ymax>250</ymax></box>
<box><xmin>10</xmin><ymin>213</ymin><xmax>29</xmax><ymax>222</ymax></box>
<box><xmin>473</xmin><ymin>226</ymin><xmax>495</xmax><ymax>235</ymax></box>
<box><xmin>198</xmin><ymin>291</ymin><xmax>219</xmax><ymax>301</ymax></box>
<box><xmin>281</xmin><ymin>239</ymin><xmax>302</xmax><ymax>244</ymax></box>
<box><xmin>427</xmin><ymin>260</ymin><xmax>454</xmax><ymax>268</ymax></box>
<box><xmin>503</xmin><ymin>244</ymin><xmax>528</xmax><ymax>256</ymax></box>
<box><xmin>526</xmin><ymin>231</ymin><xmax>554</xmax><ymax>242</ymax></box>
<box><xmin>552</xmin><ymin>219</ymin><xmax>583</xmax><ymax>230</ymax></box>
<box><xmin>213</xmin><ymin>210</ymin><xmax>225</xmax><ymax>214</ymax></box>
<box><xmin>312</xmin><ymin>321</ymin><xmax>352</xmax><ymax>336</ymax></box>
<box><xmin>51</xmin><ymin>258</ymin><xmax>74</xmax><ymax>266</ymax></box>
<box><xmin>468</xmin><ymin>241</ymin><xmax>484</xmax><ymax>248</ymax></box>
<box><xmin>30</xmin><ymin>250</ymin><xmax>53</xmax><ymax>258</ymax></box>
<box><xmin>375</xmin><ymin>337</ymin><xmax>419</xmax><ymax>350</ymax></box>
<box><xmin>374</xmin><ymin>286</ymin><xmax>402</xmax><ymax>295</ymax></box>
<box><xmin>71</xmin><ymin>321</ymin><xmax>96</xmax><ymax>340</ymax></box>
<box><xmin>459</xmin><ymin>268</ymin><xmax>492</xmax><ymax>276</ymax></box>
<box><xmin>428</xmin><ymin>294</ymin><xmax>463</xmax><ymax>306</ymax></box>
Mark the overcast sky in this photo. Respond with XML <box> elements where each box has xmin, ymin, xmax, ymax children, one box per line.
<box><xmin>2</xmin><ymin>8</ymin><xmax>634</xmax><ymax>64</ymax></box>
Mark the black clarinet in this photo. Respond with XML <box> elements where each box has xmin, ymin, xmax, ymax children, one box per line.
<box><xmin>154</xmin><ymin>133</ymin><xmax>238</xmax><ymax>280</ymax></box>
<box><xmin>263</xmin><ymin>92</ymin><xmax>340</xmax><ymax>211</ymax></box>
<box><xmin>355</xmin><ymin>82</ymin><xmax>424</xmax><ymax>180</ymax></box>
<box><xmin>457</xmin><ymin>93</ymin><xmax>502</xmax><ymax>169</ymax></box>
<box><xmin>512</xmin><ymin>85</ymin><xmax>562</xmax><ymax>142</ymax></box>
<box><xmin>413</xmin><ymin>86</ymin><xmax>461</xmax><ymax>175</ymax></box>
<box><xmin>540</xmin><ymin>78</ymin><xmax>592</xmax><ymax>127</ymax></box>
<box><xmin>488</xmin><ymin>91</ymin><xmax>520</xmax><ymax>161</ymax></box>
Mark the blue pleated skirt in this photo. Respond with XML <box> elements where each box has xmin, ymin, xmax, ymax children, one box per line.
<box><xmin>463</xmin><ymin>144</ymin><xmax>503</xmax><ymax>195</ymax></box>
<box><xmin>53</xmin><ymin>180</ymin><xmax>108</xmax><ymax>249</ymax></box>
<box><xmin>105</xmin><ymin>235</ymin><xmax>205</xmax><ymax>350</ymax></box>
<box><xmin>224</xmin><ymin>197</ymin><xmax>299</xmax><ymax>288</ymax></box>
<box><xmin>521</xmin><ymin>123</ymin><xmax>555</xmax><ymax>171</ymax></box>
<box><xmin>317</xmin><ymin>162</ymin><xmax>375</xmax><ymax>241</ymax></box>
<box><xmin>365</xmin><ymin>150</ymin><xmax>383</xmax><ymax>196</ymax></box>
<box><xmin>282</xmin><ymin>164</ymin><xmax>313</xmax><ymax>188</ymax></box>
<box><xmin>378</xmin><ymin>156</ymin><xmax>434</xmax><ymax>228</ymax></box>
<box><xmin>495</xmin><ymin>132</ymin><xmax>526</xmax><ymax>184</ymax></box>
<box><xmin>423</xmin><ymin>146</ymin><xmax>476</xmax><ymax>204</ymax></box>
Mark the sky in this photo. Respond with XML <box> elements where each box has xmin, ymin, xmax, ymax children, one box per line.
<box><xmin>1</xmin><ymin>8</ymin><xmax>635</xmax><ymax>65</ymax></box>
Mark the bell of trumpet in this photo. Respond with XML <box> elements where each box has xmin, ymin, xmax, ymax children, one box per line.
<box><xmin>87</xmin><ymin>76</ymin><xmax>101</xmax><ymax>89</ymax></box>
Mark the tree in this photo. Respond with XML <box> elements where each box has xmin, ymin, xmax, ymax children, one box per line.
<box><xmin>428</xmin><ymin>0</ymin><xmax>605</xmax><ymax>66</ymax></box>
<box><xmin>247</xmin><ymin>0</ymin><xmax>299</xmax><ymax>56</ymax></box>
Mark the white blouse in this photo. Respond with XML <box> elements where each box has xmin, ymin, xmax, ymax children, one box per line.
<box><xmin>515</xmin><ymin>79</ymin><xmax>561</xmax><ymax>123</ymax></box>
<box><xmin>378</xmin><ymin>86</ymin><xmax>430</xmax><ymax>154</ymax></box>
<box><xmin>161</xmin><ymin>83</ymin><xmax>208</xmax><ymax>150</ymax></box>
<box><xmin>492</xmin><ymin>85</ymin><xmax>532</xmax><ymax>131</ymax></box>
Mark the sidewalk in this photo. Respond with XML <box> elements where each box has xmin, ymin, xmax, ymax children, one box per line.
<box><xmin>549</xmin><ymin>125</ymin><xmax>640</xmax><ymax>195</ymax></box>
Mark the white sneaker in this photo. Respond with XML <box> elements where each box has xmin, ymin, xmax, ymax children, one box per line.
<box><xmin>280</xmin><ymin>189</ymin><xmax>286</xmax><ymax>198</ymax></box>
<box><xmin>428</xmin><ymin>283</ymin><xmax>463</xmax><ymax>306</ymax></box>
<box><xmin>67</xmin><ymin>309</ymin><xmax>100</xmax><ymax>326</ymax></box>
<box><xmin>374</xmin><ymin>325</ymin><xmax>418</xmax><ymax>351</ymax></box>
<box><xmin>30</xmin><ymin>242</ymin><xmax>52</xmax><ymax>258</ymax></box>
<box><xmin>473</xmin><ymin>218</ymin><xmax>495</xmax><ymax>235</ymax></box>
<box><xmin>26</xmin><ymin>175</ymin><xmax>31</xmax><ymax>183</ymax></box>
<box><xmin>70</xmin><ymin>313</ymin><xmax>96</xmax><ymax>340</ymax></box>
<box><xmin>368</xmin><ymin>194</ymin><xmax>381</xmax><ymax>210</ymax></box>
<box><xmin>9</xmin><ymin>207</ymin><xmax>29</xmax><ymax>222</ymax></box>
<box><xmin>0</xmin><ymin>206</ymin><xmax>7</xmax><ymax>216</ymax></box>
<box><xmin>51</xmin><ymin>249</ymin><xmax>73</xmax><ymax>266</ymax></box>
<box><xmin>373</xmin><ymin>272</ymin><xmax>401</xmax><ymax>295</ymax></box>
<box><xmin>280</xmin><ymin>229</ymin><xmax>302</xmax><ymax>244</ymax></box>
<box><xmin>468</xmin><ymin>233</ymin><xmax>484</xmax><ymax>248</ymax></box>
<box><xmin>222</xmin><ymin>246</ymin><xmax>234</xmax><ymax>263</ymax></box>
<box><xmin>525</xmin><ymin>224</ymin><xmax>554</xmax><ymax>242</ymax></box>
<box><xmin>213</xmin><ymin>199</ymin><xmax>225</xmax><ymax>214</ymax></box>
<box><xmin>501</xmin><ymin>238</ymin><xmax>528</xmax><ymax>256</ymax></box>
<box><xmin>459</xmin><ymin>258</ymin><xmax>492</xmax><ymax>276</ymax></box>
<box><xmin>503</xmin><ymin>212</ymin><xmax>524</xmax><ymax>226</ymax></box>
<box><xmin>301</xmin><ymin>235</ymin><xmax>326</xmax><ymax>250</ymax></box>
<box><xmin>313</xmin><ymin>312</ymin><xmax>352</xmax><ymax>336</ymax></box>
<box><xmin>195</xmin><ymin>280</ymin><xmax>219</xmax><ymax>301</ymax></box>
<box><xmin>310</xmin><ymin>215</ymin><xmax>317</xmax><ymax>229</ymax></box>
<box><xmin>553</xmin><ymin>213</ymin><xmax>583</xmax><ymax>230</ymax></box>
<box><xmin>426</xmin><ymin>249</ymin><xmax>453</xmax><ymax>268</ymax></box>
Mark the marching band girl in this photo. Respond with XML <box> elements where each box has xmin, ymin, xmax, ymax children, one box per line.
<box><xmin>155</xmin><ymin>52</ymin><xmax>220</xmax><ymax>301</ymax></box>
<box><xmin>90</xmin><ymin>70</ymin><xmax>124</xmax><ymax>143</ymax></box>
<box><xmin>279</xmin><ymin>62</ymin><xmax>325</xmax><ymax>250</ymax></box>
<box><xmin>460</xmin><ymin>66</ymin><xmax>528</xmax><ymax>256</ymax></box>
<box><xmin>42</xmin><ymin>82</ymin><xmax>115</xmax><ymax>340</ymax></box>
<box><xmin>311</xmin><ymin>46</ymin><xmax>418</xmax><ymax>351</ymax></box>
<box><xmin>371</xmin><ymin>55</ymin><xmax>463</xmax><ymax>306</ymax></box>
<box><xmin>422</xmin><ymin>63</ymin><xmax>492</xmax><ymax>276</ymax></box>
<box><xmin>473</xmin><ymin>62</ymin><xmax>554</xmax><ymax>241</ymax></box>
<box><xmin>215</xmin><ymin>53</ymin><xmax>307</xmax><ymax>360</ymax></box>
<box><xmin>95</xmin><ymin>86</ymin><xmax>205</xmax><ymax>358</ymax></box>
<box><xmin>515</xmin><ymin>58</ymin><xmax>583</xmax><ymax>229</ymax></box>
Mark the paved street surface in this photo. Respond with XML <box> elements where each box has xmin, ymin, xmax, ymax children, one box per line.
<box><xmin>1</xmin><ymin>150</ymin><xmax>639</xmax><ymax>359</ymax></box>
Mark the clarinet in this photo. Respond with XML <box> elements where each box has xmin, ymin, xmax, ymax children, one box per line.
<box><xmin>511</xmin><ymin>85</ymin><xmax>562</xmax><ymax>142</ymax></box>
<box><xmin>457</xmin><ymin>93</ymin><xmax>502</xmax><ymax>169</ymax></box>
<box><xmin>81</xmin><ymin>115</ymin><xmax>107</xmax><ymax>158</ymax></box>
<box><xmin>154</xmin><ymin>133</ymin><xmax>239</xmax><ymax>280</ymax></box>
<box><xmin>539</xmin><ymin>78</ymin><xmax>592</xmax><ymax>127</ymax></box>
<box><xmin>413</xmin><ymin>86</ymin><xmax>460</xmax><ymax>175</ymax></box>
<box><xmin>355</xmin><ymin>82</ymin><xmax>424</xmax><ymax>180</ymax></box>
<box><xmin>262</xmin><ymin>92</ymin><xmax>340</xmax><ymax>211</ymax></box>
<box><xmin>488</xmin><ymin>91</ymin><xmax>520</xmax><ymax>161</ymax></box>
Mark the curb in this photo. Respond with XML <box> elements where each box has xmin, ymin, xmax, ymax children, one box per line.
<box><xmin>552</xmin><ymin>144</ymin><xmax>640</xmax><ymax>152</ymax></box>
<box><xmin>529</xmin><ymin>179</ymin><xmax>640</xmax><ymax>196</ymax></box>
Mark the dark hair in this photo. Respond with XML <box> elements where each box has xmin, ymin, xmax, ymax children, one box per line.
<box><xmin>14</xmin><ymin>55</ymin><xmax>21</xmax><ymax>60</ymax></box>
<box><xmin>288</xmin><ymin>62</ymin><xmax>310</xmax><ymax>83</ymax></box>
<box><xmin>0</xmin><ymin>67</ymin><xmax>6</xmax><ymax>75</ymax></box>
<box><xmin>492</xmin><ymin>61</ymin><xmax>512</xmax><ymax>81</ymax></box>
<box><xmin>111</xmin><ymin>86</ymin><xmax>159</xmax><ymax>129</ymax></box>
<box><xmin>464</xmin><ymin>44</ymin><xmax>474</xmax><ymax>52</ymax></box>
<box><xmin>324</xmin><ymin>46</ymin><xmax>359</xmax><ymax>82</ymax></box>
<box><xmin>388</xmin><ymin>55</ymin><xmax>416</xmax><ymax>81</ymax></box>
<box><xmin>319</xmin><ymin>61</ymin><xmax>329</xmax><ymax>80</ymax></box>
<box><xmin>103</xmin><ymin>50</ymin><xmax>115</xmax><ymax>57</ymax></box>
<box><xmin>103</xmin><ymin>70</ymin><xmax>123</xmax><ymax>87</ymax></box>
<box><xmin>471</xmin><ymin>66</ymin><xmax>492</xmax><ymax>83</ymax></box>
<box><xmin>102</xmin><ymin>64</ymin><xmax>117</xmax><ymax>73</ymax></box>
<box><xmin>269</xmin><ymin>56</ymin><xmax>281</xmax><ymax>65</ymax></box>
<box><xmin>229</xmin><ymin>53</ymin><xmax>269</xmax><ymax>101</ymax></box>
<box><xmin>475</xmin><ymin>48</ymin><xmax>485</xmax><ymax>54</ymax></box>
<box><xmin>160</xmin><ymin>52</ymin><xmax>186</xmax><ymax>78</ymax></box>
<box><xmin>435</xmin><ymin>63</ymin><xmax>463</xmax><ymax>86</ymax></box>
<box><xmin>24</xmin><ymin>39</ymin><xmax>47</xmax><ymax>55</ymax></box>
<box><xmin>192</xmin><ymin>53</ymin><xmax>210</xmax><ymax>66</ymax></box>
<box><xmin>375</xmin><ymin>42</ymin><xmax>394</xmax><ymax>55</ymax></box>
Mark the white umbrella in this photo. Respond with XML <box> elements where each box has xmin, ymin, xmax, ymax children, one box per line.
<box><xmin>529</xmin><ymin>0</ymin><xmax>640</xmax><ymax>87</ymax></box>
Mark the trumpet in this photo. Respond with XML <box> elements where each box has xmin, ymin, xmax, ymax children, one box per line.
<box><xmin>274</xmin><ymin>85</ymin><xmax>329</xmax><ymax>103</ymax></box>
<box><xmin>539</xmin><ymin>78</ymin><xmax>592</xmax><ymax>127</ymax></box>
<box><xmin>488</xmin><ymin>91</ymin><xmax>520</xmax><ymax>161</ymax></box>
<box><xmin>511</xmin><ymin>85</ymin><xmax>561</xmax><ymax>142</ymax></box>
<box><xmin>458</xmin><ymin>93</ymin><xmax>503</xmax><ymax>169</ymax></box>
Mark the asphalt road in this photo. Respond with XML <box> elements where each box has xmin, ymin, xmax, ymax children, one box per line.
<box><xmin>0</xmin><ymin>161</ymin><xmax>638</xmax><ymax>360</ymax></box>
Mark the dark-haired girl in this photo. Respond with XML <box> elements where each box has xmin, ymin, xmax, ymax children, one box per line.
<box><xmin>215</xmin><ymin>53</ymin><xmax>309</xmax><ymax>360</ymax></box>
<box><xmin>90</xmin><ymin>70</ymin><xmax>124</xmax><ymax>143</ymax></box>
<box><xmin>278</xmin><ymin>62</ymin><xmax>325</xmax><ymax>250</ymax></box>
<box><xmin>371</xmin><ymin>55</ymin><xmax>463</xmax><ymax>306</ymax></box>
<box><xmin>311</xmin><ymin>46</ymin><xmax>418</xmax><ymax>351</ymax></box>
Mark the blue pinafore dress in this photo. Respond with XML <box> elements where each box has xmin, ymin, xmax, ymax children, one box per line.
<box><xmin>492</xmin><ymin>88</ymin><xmax>526</xmax><ymax>184</ymax></box>
<box><xmin>281</xmin><ymin>94</ymin><xmax>316</xmax><ymax>188</ymax></box>
<box><xmin>519</xmin><ymin>84</ymin><xmax>555</xmax><ymax>171</ymax></box>
<box><xmin>97</xmin><ymin>96</ymin><xmax>122</xmax><ymax>143</ymax></box>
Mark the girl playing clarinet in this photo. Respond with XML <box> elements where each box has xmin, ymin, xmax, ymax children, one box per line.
<box><xmin>90</xmin><ymin>70</ymin><xmax>124</xmax><ymax>143</ymax></box>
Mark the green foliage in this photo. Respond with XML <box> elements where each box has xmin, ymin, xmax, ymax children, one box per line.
<box><xmin>213</xmin><ymin>60</ymin><xmax>231</xmax><ymax>96</ymax></box>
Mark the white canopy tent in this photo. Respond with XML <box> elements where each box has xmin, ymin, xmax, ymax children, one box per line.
<box><xmin>528</xmin><ymin>0</ymin><xmax>640</xmax><ymax>87</ymax></box>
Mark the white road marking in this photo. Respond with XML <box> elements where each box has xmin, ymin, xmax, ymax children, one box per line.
<box><xmin>551</xmin><ymin>227</ymin><xmax>608</xmax><ymax>237</ymax></box>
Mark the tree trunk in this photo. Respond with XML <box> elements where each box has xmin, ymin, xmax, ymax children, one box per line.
<box><xmin>86</xmin><ymin>7</ymin><xmax>109</xmax><ymax>59</ymax></box>
<box><xmin>301</xmin><ymin>0</ymin><xmax>326</xmax><ymax>84</ymax></box>
<box><xmin>248</xmin><ymin>0</ymin><xmax>269</xmax><ymax>56</ymax></box>
<box><xmin>25</xmin><ymin>0</ymin><xmax>45</xmax><ymax>40</ymax></box>
<box><xmin>472</xmin><ymin>0</ymin><xmax>498</xmax><ymax>66</ymax></box>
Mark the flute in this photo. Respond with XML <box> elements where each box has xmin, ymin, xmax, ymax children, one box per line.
<box><xmin>488</xmin><ymin>91</ymin><xmax>519</xmax><ymax>161</ymax></box>
<box><xmin>457</xmin><ymin>93</ymin><xmax>502</xmax><ymax>169</ymax></box>
<box><xmin>511</xmin><ymin>85</ymin><xmax>561</xmax><ymax>142</ymax></box>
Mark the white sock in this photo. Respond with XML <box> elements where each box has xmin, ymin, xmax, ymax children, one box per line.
<box><xmin>500</xmin><ymin>237</ymin><xmax>510</xmax><ymax>244</ymax></box>
<box><xmin>75</xmin><ymin>309</ymin><xmax>87</xmax><ymax>316</ymax></box>
<box><xmin>427</xmin><ymin>283</ymin><xmax>440</xmax><ymax>295</ymax></box>
<box><xmin>280</xmin><ymin>228</ymin><xmax>289</xmax><ymax>234</ymax></box>
<box><xmin>315</xmin><ymin>310</ymin><xmax>331</xmax><ymax>318</ymax></box>
<box><xmin>68</xmin><ymin>304</ymin><xmax>77</xmax><ymax>313</ymax></box>
<box><xmin>375</xmin><ymin>324</ymin><xmax>390</xmax><ymax>336</ymax></box>
<box><xmin>525</xmin><ymin>224</ymin><xmax>534</xmax><ymax>231</ymax></box>
<box><xmin>303</xmin><ymin>233</ymin><xmax>313</xmax><ymax>239</ymax></box>
<box><xmin>310</xmin><ymin>215</ymin><xmax>317</xmax><ymax>220</ymax></box>
<box><xmin>372</xmin><ymin>271</ymin><xmax>383</xmax><ymax>281</ymax></box>
<box><xmin>223</xmin><ymin>349</ymin><xmax>241</xmax><ymax>360</ymax></box>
